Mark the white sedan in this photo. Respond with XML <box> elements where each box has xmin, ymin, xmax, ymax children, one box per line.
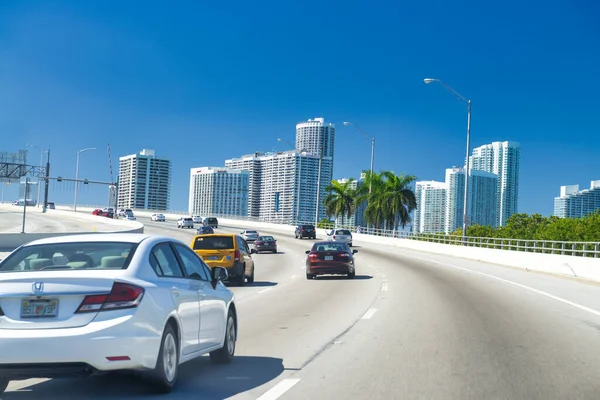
<box><xmin>151</xmin><ymin>213</ymin><xmax>166</xmax><ymax>222</ymax></box>
<box><xmin>0</xmin><ymin>233</ymin><xmax>237</xmax><ymax>394</ymax></box>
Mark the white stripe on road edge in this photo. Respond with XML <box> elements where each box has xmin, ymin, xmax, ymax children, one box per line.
<box><xmin>381</xmin><ymin>284</ymin><xmax>388</xmax><ymax>291</ymax></box>
<box><xmin>256</xmin><ymin>378</ymin><xmax>301</xmax><ymax>400</ymax></box>
<box><xmin>290</xmin><ymin>275</ymin><xmax>297</xmax><ymax>279</ymax></box>
<box><xmin>258</xmin><ymin>288</ymin><xmax>273</xmax><ymax>294</ymax></box>
<box><xmin>361</xmin><ymin>308</ymin><xmax>378</xmax><ymax>320</ymax></box>
<box><xmin>409</xmin><ymin>255</ymin><xmax>600</xmax><ymax>318</ymax></box>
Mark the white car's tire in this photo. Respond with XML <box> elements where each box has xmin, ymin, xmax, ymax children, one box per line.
<box><xmin>210</xmin><ymin>310</ymin><xmax>236</xmax><ymax>364</ymax></box>
<box><xmin>149</xmin><ymin>324</ymin><xmax>179</xmax><ymax>393</ymax></box>
<box><xmin>0</xmin><ymin>378</ymin><xmax>9</xmax><ymax>394</ymax></box>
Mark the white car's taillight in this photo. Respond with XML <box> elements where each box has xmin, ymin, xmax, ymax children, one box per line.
<box><xmin>75</xmin><ymin>282</ymin><xmax>145</xmax><ymax>313</ymax></box>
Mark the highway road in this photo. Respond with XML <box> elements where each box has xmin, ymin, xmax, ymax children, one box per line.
<box><xmin>4</xmin><ymin>215</ymin><xmax>600</xmax><ymax>399</ymax></box>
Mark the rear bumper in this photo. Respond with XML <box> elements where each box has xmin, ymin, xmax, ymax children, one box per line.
<box><xmin>298</xmin><ymin>232</ymin><xmax>315</xmax><ymax>238</ymax></box>
<box><xmin>0</xmin><ymin>317</ymin><xmax>161</xmax><ymax>378</ymax></box>
<box><xmin>255</xmin><ymin>245</ymin><xmax>277</xmax><ymax>252</ymax></box>
<box><xmin>308</xmin><ymin>262</ymin><xmax>353</xmax><ymax>275</ymax></box>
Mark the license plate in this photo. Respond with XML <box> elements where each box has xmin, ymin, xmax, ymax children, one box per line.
<box><xmin>21</xmin><ymin>299</ymin><xmax>58</xmax><ymax>319</ymax></box>
<box><xmin>207</xmin><ymin>256</ymin><xmax>219</xmax><ymax>261</ymax></box>
<box><xmin>325</xmin><ymin>256</ymin><xmax>333</xmax><ymax>261</ymax></box>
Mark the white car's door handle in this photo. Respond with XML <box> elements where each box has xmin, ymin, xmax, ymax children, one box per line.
<box><xmin>171</xmin><ymin>288</ymin><xmax>180</xmax><ymax>296</ymax></box>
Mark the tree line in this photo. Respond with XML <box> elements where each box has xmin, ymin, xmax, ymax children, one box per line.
<box><xmin>450</xmin><ymin>212</ymin><xmax>600</xmax><ymax>242</ymax></box>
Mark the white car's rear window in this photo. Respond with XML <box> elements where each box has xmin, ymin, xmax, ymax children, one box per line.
<box><xmin>0</xmin><ymin>242</ymin><xmax>137</xmax><ymax>272</ymax></box>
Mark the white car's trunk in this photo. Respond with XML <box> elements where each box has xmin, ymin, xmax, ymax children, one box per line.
<box><xmin>0</xmin><ymin>274</ymin><xmax>118</xmax><ymax>330</ymax></box>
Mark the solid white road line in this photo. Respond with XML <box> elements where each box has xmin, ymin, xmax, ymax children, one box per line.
<box><xmin>381</xmin><ymin>284</ymin><xmax>388</xmax><ymax>291</ymax></box>
<box><xmin>258</xmin><ymin>288</ymin><xmax>273</xmax><ymax>294</ymax></box>
<box><xmin>361</xmin><ymin>308</ymin><xmax>378</xmax><ymax>320</ymax></box>
<box><xmin>409</xmin><ymin>254</ymin><xmax>600</xmax><ymax>318</ymax></box>
<box><xmin>256</xmin><ymin>378</ymin><xmax>301</xmax><ymax>400</ymax></box>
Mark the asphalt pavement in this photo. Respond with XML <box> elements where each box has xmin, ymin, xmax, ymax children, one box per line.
<box><xmin>4</xmin><ymin>215</ymin><xmax>600</xmax><ymax>399</ymax></box>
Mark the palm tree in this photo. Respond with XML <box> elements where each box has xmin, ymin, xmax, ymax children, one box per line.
<box><xmin>380</xmin><ymin>171</ymin><xmax>417</xmax><ymax>230</ymax></box>
<box><xmin>355</xmin><ymin>170</ymin><xmax>417</xmax><ymax>231</ymax></box>
<box><xmin>323</xmin><ymin>179</ymin><xmax>357</xmax><ymax>227</ymax></box>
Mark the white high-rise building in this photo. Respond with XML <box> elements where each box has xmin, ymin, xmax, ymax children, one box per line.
<box><xmin>226</xmin><ymin>150</ymin><xmax>324</xmax><ymax>223</ymax></box>
<box><xmin>414</xmin><ymin>181</ymin><xmax>447</xmax><ymax>234</ymax></box>
<box><xmin>468</xmin><ymin>141</ymin><xmax>520</xmax><ymax>226</ymax></box>
<box><xmin>188</xmin><ymin>167</ymin><xmax>249</xmax><ymax>217</ymax></box>
<box><xmin>225</xmin><ymin>117</ymin><xmax>336</xmax><ymax>224</ymax></box>
<box><xmin>295</xmin><ymin>117</ymin><xmax>335</xmax><ymax>222</ymax></box>
<box><xmin>554</xmin><ymin>180</ymin><xmax>600</xmax><ymax>218</ymax></box>
<box><xmin>117</xmin><ymin>149</ymin><xmax>171</xmax><ymax>210</ymax></box>
<box><xmin>445</xmin><ymin>167</ymin><xmax>498</xmax><ymax>233</ymax></box>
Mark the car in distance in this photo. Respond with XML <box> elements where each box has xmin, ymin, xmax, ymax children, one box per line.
<box><xmin>327</xmin><ymin>228</ymin><xmax>353</xmax><ymax>247</ymax></box>
<box><xmin>191</xmin><ymin>234</ymin><xmax>256</xmax><ymax>286</ymax></box>
<box><xmin>254</xmin><ymin>235</ymin><xmax>277</xmax><ymax>253</ymax></box>
<box><xmin>241</xmin><ymin>230</ymin><xmax>259</xmax><ymax>242</ymax></box>
<box><xmin>177</xmin><ymin>217</ymin><xmax>194</xmax><ymax>229</ymax></box>
<box><xmin>192</xmin><ymin>215</ymin><xmax>203</xmax><ymax>224</ymax></box>
<box><xmin>0</xmin><ymin>233</ymin><xmax>237</xmax><ymax>394</ymax></box>
<box><xmin>203</xmin><ymin>217</ymin><xmax>219</xmax><ymax>228</ymax></box>
<box><xmin>295</xmin><ymin>224</ymin><xmax>316</xmax><ymax>240</ymax></box>
<box><xmin>151</xmin><ymin>213</ymin><xmax>166</xmax><ymax>222</ymax></box>
<box><xmin>305</xmin><ymin>241</ymin><xmax>358</xmax><ymax>279</ymax></box>
<box><xmin>197</xmin><ymin>226</ymin><xmax>215</xmax><ymax>235</ymax></box>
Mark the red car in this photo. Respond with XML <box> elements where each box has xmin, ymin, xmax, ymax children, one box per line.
<box><xmin>305</xmin><ymin>241</ymin><xmax>358</xmax><ymax>280</ymax></box>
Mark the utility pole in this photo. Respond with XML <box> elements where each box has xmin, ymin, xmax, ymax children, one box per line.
<box><xmin>42</xmin><ymin>150</ymin><xmax>51</xmax><ymax>213</ymax></box>
<box><xmin>315</xmin><ymin>146</ymin><xmax>323</xmax><ymax>228</ymax></box>
<box><xmin>21</xmin><ymin>178</ymin><xmax>29</xmax><ymax>233</ymax></box>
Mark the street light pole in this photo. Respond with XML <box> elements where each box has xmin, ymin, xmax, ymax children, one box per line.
<box><xmin>74</xmin><ymin>147</ymin><xmax>97</xmax><ymax>212</ymax></box>
<box><xmin>343</xmin><ymin>122</ymin><xmax>375</xmax><ymax>194</ymax></box>
<box><xmin>315</xmin><ymin>146</ymin><xmax>323</xmax><ymax>228</ymax></box>
<box><xmin>278</xmin><ymin>138</ymin><xmax>307</xmax><ymax>224</ymax></box>
<box><xmin>424</xmin><ymin>78</ymin><xmax>472</xmax><ymax>244</ymax></box>
<box><xmin>26</xmin><ymin>144</ymin><xmax>47</xmax><ymax>207</ymax></box>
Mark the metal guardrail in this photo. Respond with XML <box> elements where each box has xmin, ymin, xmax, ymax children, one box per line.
<box><xmin>52</xmin><ymin>204</ymin><xmax>600</xmax><ymax>259</ymax></box>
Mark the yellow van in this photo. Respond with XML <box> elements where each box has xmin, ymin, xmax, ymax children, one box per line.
<box><xmin>191</xmin><ymin>234</ymin><xmax>256</xmax><ymax>286</ymax></box>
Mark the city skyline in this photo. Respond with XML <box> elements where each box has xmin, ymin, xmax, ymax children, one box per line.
<box><xmin>0</xmin><ymin>2</ymin><xmax>598</xmax><ymax>217</ymax></box>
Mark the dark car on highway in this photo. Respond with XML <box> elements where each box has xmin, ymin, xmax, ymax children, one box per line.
<box><xmin>305</xmin><ymin>241</ymin><xmax>358</xmax><ymax>280</ymax></box>
<box><xmin>295</xmin><ymin>224</ymin><xmax>316</xmax><ymax>239</ymax></box>
<box><xmin>254</xmin><ymin>235</ymin><xmax>277</xmax><ymax>253</ymax></box>
<box><xmin>197</xmin><ymin>226</ymin><xmax>215</xmax><ymax>235</ymax></box>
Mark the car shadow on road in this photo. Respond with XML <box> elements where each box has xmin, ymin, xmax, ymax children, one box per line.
<box><xmin>246</xmin><ymin>281</ymin><xmax>278</xmax><ymax>287</ymax></box>
<box><xmin>254</xmin><ymin>251</ymin><xmax>285</xmax><ymax>255</ymax></box>
<box><xmin>3</xmin><ymin>356</ymin><xmax>285</xmax><ymax>400</ymax></box>
<box><xmin>315</xmin><ymin>275</ymin><xmax>373</xmax><ymax>280</ymax></box>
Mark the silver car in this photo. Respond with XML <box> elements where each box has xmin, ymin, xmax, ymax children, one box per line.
<box><xmin>177</xmin><ymin>217</ymin><xmax>195</xmax><ymax>229</ymax></box>
<box><xmin>241</xmin><ymin>230</ymin><xmax>259</xmax><ymax>242</ymax></box>
<box><xmin>328</xmin><ymin>229</ymin><xmax>353</xmax><ymax>247</ymax></box>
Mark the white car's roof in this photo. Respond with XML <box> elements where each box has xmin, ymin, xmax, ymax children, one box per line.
<box><xmin>22</xmin><ymin>233</ymin><xmax>174</xmax><ymax>247</ymax></box>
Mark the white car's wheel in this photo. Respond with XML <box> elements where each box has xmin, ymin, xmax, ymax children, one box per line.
<box><xmin>210</xmin><ymin>310</ymin><xmax>236</xmax><ymax>364</ymax></box>
<box><xmin>149</xmin><ymin>324</ymin><xmax>179</xmax><ymax>393</ymax></box>
<box><xmin>0</xmin><ymin>378</ymin><xmax>9</xmax><ymax>394</ymax></box>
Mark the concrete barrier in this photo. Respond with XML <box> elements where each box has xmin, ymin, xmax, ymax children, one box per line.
<box><xmin>0</xmin><ymin>206</ymin><xmax>144</xmax><ymax>251</ymax></box>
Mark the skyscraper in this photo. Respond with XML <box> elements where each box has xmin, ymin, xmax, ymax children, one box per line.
<box><xmin>414</xmin><ymin>181</ymin><xmax>447</xmax><ymax>234</ymax></box>
<box><xmin>445</xmin><ymin>167</ymin><xmax>498</xmax><ymax>233</ymax></box>
<box><xmin>117</xmin><ymin>149</ymin><xmax>171</xmax><ymax>210</ymax></box>
<box><xmin>296</xmin><ymin>117</ymin><xmax>335</xmax><ymax>222</ymax></box>
<box><xmin>226</xmin><ymin>150</ymin><xmax>323</xmax><ymax>223</ymax></box>
<box><xmin>226</xmin><ymin>117</ymin><xmax>336</xmax><ymax>224</ymax></box>
<box><xmin>468</xmin><ymin>141</ymin><xmax>520</xmax><ymax>226</ymax></box>
<box><xmin>554</xmin><ymin>180</ymin><xmax>600</xmax><ymax>218</ymax></box>
<box><xmin>188</xmin><ymin>167</ymin><xmax>249</xmax><ymax>217</ymax></box>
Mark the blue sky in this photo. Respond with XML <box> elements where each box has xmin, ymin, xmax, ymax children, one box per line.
<box><xmin>0</xmin><ymin>0</ymin><xmax>598</xmax><ymax>215</ymax></box>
